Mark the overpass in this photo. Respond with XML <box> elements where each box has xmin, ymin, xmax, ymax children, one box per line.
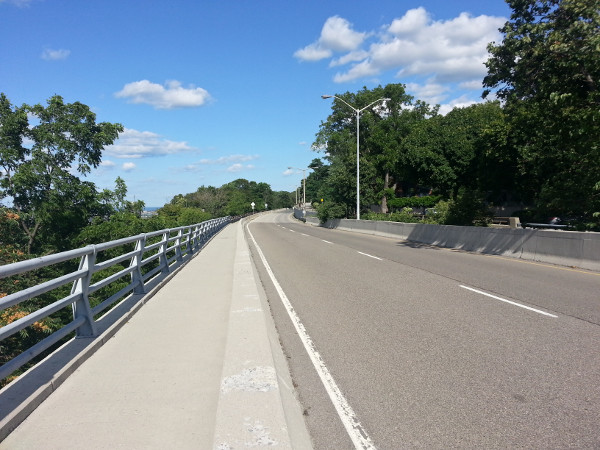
<box><xmin>2</xmin><ymin>211</ymin><xmax>600</xmax><ymax>448</ymax></box>
<box><xmin>0</xmin><ymin>218</ymin><xmax>312</xmax><ymax>449</ymax></box>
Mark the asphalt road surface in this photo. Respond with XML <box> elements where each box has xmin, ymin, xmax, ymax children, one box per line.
<box><xmin>246</xmin><ymin>211</ymin><xmax>600</xmax><ymax>449</ymax></box>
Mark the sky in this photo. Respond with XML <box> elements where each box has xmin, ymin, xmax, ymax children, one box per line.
<box><xmin>1</xmin><ymin>0</ymin><xmax>511</xmax><ymax>207</ymax></box>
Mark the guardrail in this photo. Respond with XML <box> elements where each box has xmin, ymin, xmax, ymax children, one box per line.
<box><xmin>0</xmin><ymin>217</ymin><xmax>230</xmax><ymax>381</ymax></box>
<box><xmin>294</xmin><ymin>209</ymin><xmax>600</xmax><ymax>271</ymax></box>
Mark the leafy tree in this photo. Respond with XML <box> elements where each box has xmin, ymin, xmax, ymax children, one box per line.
<box><xmin>0</xmin><ymin>94</ymin><xmax>123</xmax><ymax>252</ymax></box>
<box><xmin>315</xmin><ymin>84</ymin><xmax>437</xmax><ymax>216</ymax></box>
<box><xmin>402</xmin><ymin>102</ymin><xmax>506</xmax><ymax>198</ymax></box>
<box><xmin>483</xmin><ymin>0</ymin><xmax>600</xmax><ymax>224</ymax></box>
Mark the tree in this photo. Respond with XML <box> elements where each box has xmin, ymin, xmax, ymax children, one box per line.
<box><xmin>0</xmin><ymin>94</ymin><xmax>123</xmax><ymax>252</ymax></box>
<box><xmin>483</xmin><ymin>0</ymin><xmax>600</xmax><ymax>224</ymax></box>
<box><xmin>315</xmin><ymin>84</ymin><xmax>437</xmax><ymax>215</ymax></box>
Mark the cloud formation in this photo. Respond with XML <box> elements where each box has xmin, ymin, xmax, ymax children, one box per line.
<box><xmin>295</xmin><ymin>8</ymin><xmax>505</xmax><ymax>109</ymax></box>
<box><xmin>115</xmin><ymin>80</ymin><xmax>211</xmax><ymax>109</ymax></box>
<box><xmin>294</xmin><ymin>16</ymin><xmax>367</xmax><ymax>61</ymax></box>
<box><xmin>198</xmin><ymin>154</ymin><xmax>258</xmax><ymax>165</ymax></box>
<box><xmin>41</xmin><ymin>48</ymin><xmax>70</xmax><ymax>61</ymax></box>
<box><xmin>198</xmin><ymin>154</ymin><xmax>257</xmax><ymax>173</ymax></box>
<box><xmin>104</xmin><ymin>128</ymin><xmax>195</xmax><ymax>159</ymax></box>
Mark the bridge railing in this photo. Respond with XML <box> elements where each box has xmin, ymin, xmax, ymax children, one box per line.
<box><xmin>0</xmin><ymin>216</ymin><xmax>230</xmax><ymax>381</ymax></box>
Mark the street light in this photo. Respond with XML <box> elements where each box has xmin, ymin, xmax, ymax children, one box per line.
<box><xmin>288</xmin><ymin>166</ymin><xmax>309</xmax><ymax>212</ymax></box>
<box><xmin>321</xmin><ymin>94</ymin><xmax>390</xmax><ymax>220</ymax></box>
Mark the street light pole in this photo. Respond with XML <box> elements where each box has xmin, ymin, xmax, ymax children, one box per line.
<box><xmin>321</xmin><ymin>95</ymin><xmax>390</xmax><ymax>220</ymax></box>
<box><xmin>288</xmin><ymin>166</ymin><xmax>309</xmax><ymax>212</ymax></box>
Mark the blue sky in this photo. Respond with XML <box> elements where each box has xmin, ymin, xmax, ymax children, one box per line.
<box><xmin>1</xmin><ymin>0</ymin><xmax>511</xmax><ymax>207</ymax></box>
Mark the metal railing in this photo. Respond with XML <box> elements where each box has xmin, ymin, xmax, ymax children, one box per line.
<box><xmin>0</xmin><ymin>217</ymin><xmax>230</xmax><ymax>381</ymax></box>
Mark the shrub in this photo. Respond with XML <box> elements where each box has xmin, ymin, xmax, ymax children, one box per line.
<box><xmin>363</xmin><ymin>208</ymin><xmax>421</xmax><ymax>223</ymax></box>
<box><xmin>316</xmin><ymin>202</ymin><xmax>346</xmax><ymax>223</ymax></box>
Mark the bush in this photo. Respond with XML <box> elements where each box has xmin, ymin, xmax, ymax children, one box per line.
<box><xmin>316</xmin><ymin>202</ymin><xmax>346</xmax><ymax>223</ymax></box>
<box><xmin>445</xmin><ymin>189</ymin><xmax>492</xmax><ymax>226</ymax></box>
<box><xmin>387</xmin><ymin>195</ymin><xmax>442</xmax><ymax>210</ymax></box>
<box><xmin>363</xmin><ymin>208</ymin><xmax>421</xmax><ymax>223</ymax></box>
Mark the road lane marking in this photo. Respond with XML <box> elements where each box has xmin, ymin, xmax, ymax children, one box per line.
<box><xmin>322</xmin><ymin>239</ymin><xmax>333</xmax><ymax>244</ymax></box>
<box><xmin>357</xmin><ymin>251</ymin><xmax>382</xmax><ymax>261</ymax></box>
<box><xmin>459</xmin><ymin>285</ymin><xmax>558</xmax><ymax>318</ymax></box>
<box><xmin>247</xmin><ymin>224</ymin><xmax>377</xmax><ymax>450</ymax></box>
<box><xmin>301</xmin><ymin>233</ymin><xmax>309</xmax><ymax>237</ymax></box>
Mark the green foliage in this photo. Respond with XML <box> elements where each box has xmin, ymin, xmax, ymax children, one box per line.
<box><xmin>0</xmin><ymin>94</ymin><xmax>123</xmax><ymax>253</ymax></box>
<box><xmin>444</xmin><ymin>188</ymin><xmax>492</xmax><ymax>226</ymax></box>
<box><xmin>363</xmin><ymin>208</ymin><xmax>421</xmax><ymax>223</ymax></box>
<box><xmin>387</xmin><ymin>195</ymin><xmax>442</xmax><ymax>210</ymax></box>
<box><xmin>483</xmin><ymin>0</ymin><xmax>600</xmax><ymax>220</ymax></box>
<box><xmin>422</xmin><ymin>200</ymin><xmax>452</xmax><ymax>225</ymax></box>
<box><xmin>316</xmin><ymin>201</ymin><xmax>347</xmax><ymax>223</ymax></box>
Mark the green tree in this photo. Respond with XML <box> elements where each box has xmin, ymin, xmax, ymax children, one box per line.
<box><xmin>483</xmin><ymin>0</ymin><xmax>600</xmax><ymax>224</ymax></box>
<box><xmin>0</xmin><ymin>94</ymin><xmax>123</xmax><ymax>252</ymax></box>
<box><xmin>315</xmin><ymin>84</ymin><xmax>436</xmax><ymax>216</ymax></box>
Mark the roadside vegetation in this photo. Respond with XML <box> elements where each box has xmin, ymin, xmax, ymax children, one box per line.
<box><xmin>309</xmin><ymin>0</ymin><xmax>599</xmax><ymax>230</ymax></box>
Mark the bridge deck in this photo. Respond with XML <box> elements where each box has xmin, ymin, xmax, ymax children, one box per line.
<box><xmin>1</xmin><ymin>220</ymin><xmax>310</xmax><ymax>449</ymax></box>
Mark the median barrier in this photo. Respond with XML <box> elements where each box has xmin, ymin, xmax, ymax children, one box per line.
<box><xmin>293</xmin><ymin>209</ymin><xmax>599</xmax><ymax>271</ymax></box>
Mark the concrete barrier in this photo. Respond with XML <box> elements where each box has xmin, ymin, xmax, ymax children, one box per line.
<box><xmin>293</xmin><ymin>209</ymin><xmax>600</xmax><ymax>271</ymax></box>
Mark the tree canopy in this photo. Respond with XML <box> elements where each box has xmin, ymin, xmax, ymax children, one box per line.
<box><xmin>0</xmin><ymin>94</ymin><xmax>123</xmax><ymax>253</ymax></box>
<box><xmin>483</xmin><ymin>0</ymin><xmax>600</xmax><ymax>220</ymax></box>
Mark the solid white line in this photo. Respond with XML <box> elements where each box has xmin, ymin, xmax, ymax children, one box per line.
<box><xmin>459</xmin><ymin>285</ymin><xmax>558</xmax><ymax>318</ymax></box>
<box><xmin>247</xmin><ymin>224</ymin><xmax>377</xmax><ymax>450</ymax></box>
<box><xmin>322</xmin><ymin>239</ymin><xmax>333</xmax><ymax>244</ymax></box>
<box><xmin>300</xmin><ymin>233</ymin><xmax>309</xmax><ymax>237</ymax></box>
<box><xmin>357</xmin><ymin>251</ymin><xmax>382</xmax><ymax>261</ymax></box>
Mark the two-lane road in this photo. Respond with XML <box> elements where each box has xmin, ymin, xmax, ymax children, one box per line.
<box><xmin>246</xmin><ymin>211</ymin><xmax>600</xmax><ymax>449</ymax></box>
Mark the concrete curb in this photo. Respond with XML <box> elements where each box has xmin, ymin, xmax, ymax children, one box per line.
<box><xmin>212</xmin><ymin>219</ymin><xmax>313</xmax><ymax>449</ymax></box>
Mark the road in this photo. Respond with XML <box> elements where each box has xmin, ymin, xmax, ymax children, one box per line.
<box><xmin>246</xmin><ymin>211</ymin><xmax>600</xmax><ymax>449</ymax></box>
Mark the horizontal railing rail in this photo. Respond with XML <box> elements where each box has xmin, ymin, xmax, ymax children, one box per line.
<box><xmin>0</xmin><ymin>216</ymin><xmax>230</xmax><ymax>381</ymax></box>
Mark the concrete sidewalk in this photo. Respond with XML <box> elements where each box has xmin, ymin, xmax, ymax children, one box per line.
<box><xmin>0</xmin><ymin>219</ymin><xmax>311</xmax><ymax>449</ymax></box>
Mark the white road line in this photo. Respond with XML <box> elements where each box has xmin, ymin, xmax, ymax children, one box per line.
<box><xmin>459</xmin><ymin>285</ymin><xmax>558</xmax><ymax>318</ymax></box>
<box><xmin>322</xmin><ymin>239</ymin><xmax>333</xmax><ymax>244</ymax></box>
<box><xmin>300</xmin><ymin>233</ymin><xmax>309</xmax><ymax>237</ymax></box>
<box><xmin>289</xmin><ymin>229</ymin><xmax>296</xmax><ymax>233</ymax></box>
<box><xmin>357</xmin><ymin>251</ymin><xmax>382</xmax><ymax>261</ymax></box>
<box><xmin>247</xmin><ymin>224</ymin><xmax>377</xmax><ymax>450</ymax></box>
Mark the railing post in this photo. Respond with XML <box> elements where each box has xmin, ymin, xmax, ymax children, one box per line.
<box><xmin>71</xmin><ymin>247</ymin><xmax>98</xmax><ymax>337</ymax></box>
<box><xmin>175</xmin><ymin>229</ymin><xmax>183</xmax><ymax>262</ymax></box>
<box><xmin>192</xmin><ymin>224</ymin><xmax>200</xmax><ymax>251</ymax></box>
<box><xmin>131</xmin><ymin>235</ymin><xmax>146</xmax><ymax>294</ymax></box>
<box><xmin>159</xmin><ymin>231</ymin><xmax>170</xmax><ymax>274</ymax></box>
<box><xmin>187</xmin><ymin>226</ymin><xmax>195</xmax><ymax>256</ymax></box>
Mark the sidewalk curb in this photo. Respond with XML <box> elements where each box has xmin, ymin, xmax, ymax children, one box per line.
<box><xmin>212</xmin><ymin>219</ymin><xmax>313</xmax><ymax>449</ymax></box>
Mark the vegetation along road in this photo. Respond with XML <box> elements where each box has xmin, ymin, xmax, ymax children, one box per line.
<box><xmin>247</xmin><ymin>211</ymin><xmax>600</xmax><ymax>449</ymax></box>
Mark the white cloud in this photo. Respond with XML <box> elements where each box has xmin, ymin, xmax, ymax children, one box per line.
<box><xmin>115</xmin><ymin>80</ymin><xmax>211</xmax><ymax>109</ymax></box>
<box><xmin>283</xmin><ymin>168</ymin><xmax>295</xmax><ymax>176</ymax></box>
<box><xmin>227</xmin><ymin>163</ymin><xmax>254</xmax><ymax>173</ymax></box>
<box><xmin>388</xmin><ymin>7</ymin><xmax>430</xmax><ymax>35</ymax></box>
<box><xmin>122</xmin><ymin>162</ymin><xmax>136</xmax><ymax>172</ymax></box>
<box><xmin>41</xmin><ymin>48</ymin><xmax>70</xmax><ymax>61</ymax></box>
<box><xmin>294</xmin><ymin>16</ymin><xmax>366</xmax><ymax>62</ymax></box>
<box><xmin>105</xmin><ymin>128</ymin><xmax>195</xmax><ymax>159</ymax></box>
<box><xmin>198</xmin><ymin>154</ymin><xmax>258</xmax><ymax>165</ymax></box>
<box><xmin>437</xmin><ymin>95</ymin><xmax>479</xmax><ymax>116</ymax></box>
<box><xmin>406</xmin><ymin>81</ymin><xmax>450</xmax><ymax>105</ymax></box>
<box><xmin>100</xmin><ymin>160</ymin><xmax>116</xmax><ymax>168</ymax></box>
<box><xmin>300</xmin><ymin>9</ymin><xmax>504</xmax><ymax>87</ymax></box>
